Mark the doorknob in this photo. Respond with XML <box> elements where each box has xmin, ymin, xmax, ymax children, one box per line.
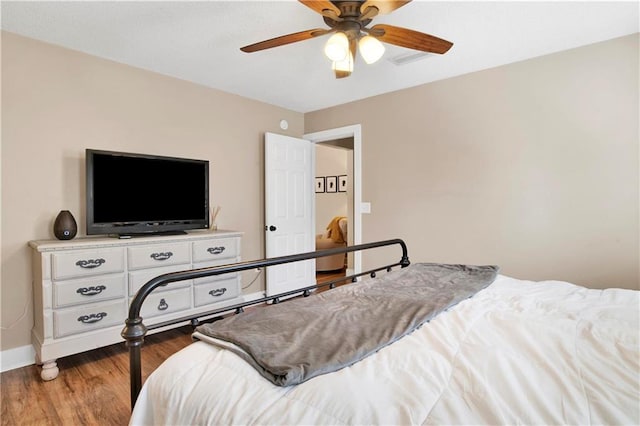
<box><xmin>267</xmin><ymin>225</ymin><xmax>276</xmax><ymax>232</ymax></box>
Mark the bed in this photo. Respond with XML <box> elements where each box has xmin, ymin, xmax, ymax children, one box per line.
<box><xmin>123</xmin><ymin>239</ymin><xmax>639</xmax><ymax>425</ymax></box>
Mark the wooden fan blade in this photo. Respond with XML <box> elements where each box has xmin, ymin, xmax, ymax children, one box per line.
<box><xmin>369</xmin><ymin>24</ymin><xmax>453</xmax><ymax>54</ymax></box>
<box><xmin>360</xmin><ymin>0</ymin><xmax>411</xmax><ymax>15</ymax></box>
<box><xmin>299</xmin><ymin>1</ymin><xmax>341</xmax><ymax>16</ymax></box>
<box><xmin>240</xmin><ymin>29</ymin><xmax>331</xmax><ymax>53</ymax></box>
<box><xmin>334</xmin><ymin>68</ymin><xmax>351</xmax><ymax>79</ymax></box>
<box><xmin>350</xmin><ymin>36</ymin><xmax>357</xmax><ymax>65</ymax></box>
<box><xmin>334</xmin><ymin>37</ymin><xmax>357</xmax><ymax>79</ymax></box>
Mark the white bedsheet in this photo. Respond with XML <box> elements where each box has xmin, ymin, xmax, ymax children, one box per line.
<box><xmin>130</xmin><ymin>275</ymin><xmax>639</xmax><ymax>425</ymax></box>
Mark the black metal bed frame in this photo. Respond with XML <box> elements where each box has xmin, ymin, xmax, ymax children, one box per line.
<box><xmin>121</xmin><ymin>238</ymin><xmax>410</xmax><ymax>409</ymax></box>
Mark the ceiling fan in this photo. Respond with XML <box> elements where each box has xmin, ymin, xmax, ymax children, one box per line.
<box><xmin>240</xmin><ymin>0</ymin><xmax>453</xmax><ymax>79</ymax></box>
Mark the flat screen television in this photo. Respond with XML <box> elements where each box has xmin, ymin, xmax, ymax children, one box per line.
<box><xmin>86</xmin><ymin>149</ymin><xmax>209</xmax><ymax>236</ymax></box>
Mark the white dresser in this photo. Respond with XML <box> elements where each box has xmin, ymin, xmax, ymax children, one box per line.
<box><xmin>29</xmin><ymin>230</ymin><xmax>243</xmax><ymax>380</ymax></box>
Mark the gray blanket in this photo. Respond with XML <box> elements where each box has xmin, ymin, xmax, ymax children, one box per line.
<box><xmin>196</xmin><ymin>262</ymin><xmax>499</xmax><ymax>386</ymax></box>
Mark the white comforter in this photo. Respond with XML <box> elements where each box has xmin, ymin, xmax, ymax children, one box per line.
<box><xmin>130</xmin><ymin>275</ymin><xmax>639</xmax><ymax>425</ymax></box>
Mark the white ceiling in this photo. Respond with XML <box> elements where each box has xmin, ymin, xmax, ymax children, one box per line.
<box><xmin>2</xmin><ymin>1</ymin><xmax>638</xmax><ymax>113</ymax></box>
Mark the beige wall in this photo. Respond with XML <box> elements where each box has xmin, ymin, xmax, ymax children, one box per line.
<box><xmin>307</xmin><ymin>34</ymin><xmax>639</xmax><ymax>291</ymax></box>
<box><xmin>2</xmin><ymin>31</ymin><xmax>638</xmax><ymax>355</ymax></box>
<box><xmin>1</xmin><ymin>32</ymin><xmax>304</xmax><ymax>351</ymax></box>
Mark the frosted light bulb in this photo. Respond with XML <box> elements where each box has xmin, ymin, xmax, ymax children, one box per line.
<box><xmin>324</xmin><ymin>32</ymin><xmax>349</xmax><ymax>61</ymax></box>
<box><xmin>359</xmin><ymin>35</ymin><xmax>385</xmax><ymax>64</ymax></box>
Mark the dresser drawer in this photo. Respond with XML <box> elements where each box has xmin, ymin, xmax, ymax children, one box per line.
<box><xmin>128</xmin><ymin>242</ymin><xmax>190</xmax><ymax>270</ymax></box>
<box><xmin>53</xmin><ymin>299</ymin><xmax>126</xmax><ymax>338</ymax></box>
<box><xmin>54</xmin><ymin>274</ymin><xmax>126</xmax><ymax>308</ymax></box>
<box><xmin>52</xmin><ymin>248</ymin><xmax>125</xmax><ymax>280</ymax></box>
<box><xmin>129</xmin><ymin>264</ymin><xmax>192</xmax><ymax>296</ymax></box>
<box><xmin>138</xmin><ymin>287</ymin><xmax>191</xmax><ymax>320</ymax></box>
<box><xmin>193</xmin><ymin>277</ymin><xmax>239</xmax><ymax>307</ymax></box>
<box><xmin>192</xmin><ymin>259</ymin><xmax>239</xmax><ymax>284</ymax></box>
<box><xmin>192</xmin><ymin>238</ymin><xmax>239</xmax><ymax>263</ymax></box>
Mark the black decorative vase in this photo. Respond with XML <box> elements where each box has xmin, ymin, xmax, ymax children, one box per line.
<box><xmin>53</xmin><ymin>210</ymin><xmax>77</xmax><ymax>240</ymax></box>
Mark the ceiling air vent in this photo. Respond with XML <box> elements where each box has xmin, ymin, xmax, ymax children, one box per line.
<box><xmin>387</xmin><ymin>51</ymin><xmax>434</xmax><ymax>66</ymax></box>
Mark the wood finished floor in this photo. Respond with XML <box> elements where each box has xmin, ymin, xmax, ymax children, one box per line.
<box><xmin>1</xmin><ymin>270</ymin><xmax>346</xmax><ymax>426</ymax></box>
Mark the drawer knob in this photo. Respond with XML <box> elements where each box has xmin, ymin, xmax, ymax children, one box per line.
<box><xmin>207</xmin><ymin>247</ymin><xmax>226</xmax><ymax>255</ymax></box>
<box><xmin>77</xmin><ymin>312</ymin><xmax>107</xmax><ymax>324</ymax></box>
<box><xmin>209</xmin><ymin>288</ymin><xmax>227</xmax><ymax>297</ymax></box>
<box><xmin>150</xmin><ymin>252</ymin><xmax>173</xmax><ymax>261</ymax></box>
<box><xmin>158</xmin><ymin>298</ymin><xmax>169</xmax><ymax>311</ymax></box>
<box><xmin>76</xmin><ymin>285</ymin><xmax>107</xmax><ymax>296</ymax></box>
<box><xmin>75</xmin><ymin>258</ymin><xmax>106</xmax><ymax>269</ymax></box>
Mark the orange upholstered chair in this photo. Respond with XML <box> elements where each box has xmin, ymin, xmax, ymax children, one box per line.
<box><xmin>315</xmin><ymin>217</ymin><xmax>347</xmax><ymax>272</ymax></box>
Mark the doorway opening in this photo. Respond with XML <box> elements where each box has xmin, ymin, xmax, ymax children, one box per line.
<box><xmin>305</xmin><ymin>124</ymin><xmax>362</xmax><ymax>278</ymax></box>
<box><xmin>315</xmin><ymin>142</ymin><xmax>351</xmax><ymax>282</ymax></box>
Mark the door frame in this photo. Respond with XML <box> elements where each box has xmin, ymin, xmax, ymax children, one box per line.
<box><xmin>305</xmin><ymin>124</ymin><xmax>362</xmax><ymax>275</ymax></box>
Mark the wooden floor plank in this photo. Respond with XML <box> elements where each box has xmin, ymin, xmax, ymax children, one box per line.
<box><xmin>1</xmin><ymin>326</ymin><xmax>194</xmax><ymax>425</ymax></box>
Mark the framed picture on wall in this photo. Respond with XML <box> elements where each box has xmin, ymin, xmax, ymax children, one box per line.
<box><xmin>326</xmin><ymin>176</ymin><xmax>338</xmax><ymax>193</ymax></box>
<box><xmin>338</xmin><ymin>175</ymin><xmax>348</xmax><ymax>192</ymax></box>
<box><xmin>315</xmin><ymin>177</ymin><xmax>325</xmax><ymax>193</ymax></box>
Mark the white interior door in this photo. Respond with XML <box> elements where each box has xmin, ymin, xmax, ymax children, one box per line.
<box><xmin>264</xmin><ymin>132</ymin><xmax>315</xmax><ymax>297</ymax></box>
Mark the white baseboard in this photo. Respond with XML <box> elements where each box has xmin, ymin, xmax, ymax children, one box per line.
<box><xmin>1</xmin><ymin>344</ymin><xmax>36</xmax><ymax>373</ymax></box>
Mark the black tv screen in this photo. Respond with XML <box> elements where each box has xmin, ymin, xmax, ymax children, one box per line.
<box><xmin>86</xmin><ymin>149</ymin><xmax>209</xmax><ymax>236</ymax></box>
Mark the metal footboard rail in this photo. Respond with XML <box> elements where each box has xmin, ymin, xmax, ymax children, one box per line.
<box><xmin>122</xmin><ymin>238</ymin><xmax>410</xmax><ymax>409</ymax></box>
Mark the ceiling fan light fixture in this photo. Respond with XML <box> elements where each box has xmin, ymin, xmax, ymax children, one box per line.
<box><xmin>240</xmin><ymin>1</ymin><xmax>454</xmax><ymax>80</ymax></box>
<box><xmin>324</xmin><ymin>32</ymin><xmax>349</xmax><ymax>61</ymax></box>
<box><xmin>358</xmin><ymin>35</ymin><xmax>385</xmax><ymax>64</ymax></box>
